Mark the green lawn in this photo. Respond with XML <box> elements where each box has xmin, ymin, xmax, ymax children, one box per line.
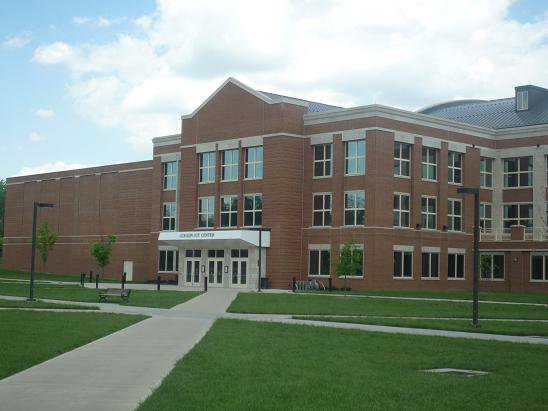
<box><xmin>0</xmin><ymin>282</ymin><xmax>201</xmax><ymax>308</ymax></box>
<box><xmin>139</xmin><ymin>319</ymin><xmax>548</xmax><ymax>410</ymax></box>
<box><xmin>293</xmin><ymin>316</ymin><xmax>548</xmax><ymax>337</ymax></box>
<box><xmin>0</xmin><ymin>298</ymin><xmax>98</xmax><ymax>310</ymax></box>
<box><xmin>228</xmin><ymin>293</ymin><xmax>548</xmax><ymax>320</ymax></box>
<box><xmin>0</xmin><ymin>310</ymin><xmax>147</xmax><ymax>380</ymax></box>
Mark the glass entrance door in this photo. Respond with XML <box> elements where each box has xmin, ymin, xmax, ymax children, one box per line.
<box><xmin>185</xmin><ymin>250</ymin><xmax>201</xmax><ymax>286</ymax></box>
<box><xmin>231</xmin><ymin>249</ymin><xmax>248</xmax><ymax>287</ymax></box>
<box><xmin>207</xmin><ymin>250</ymin><xmax>225</xmax><ymax>286</ymax></box>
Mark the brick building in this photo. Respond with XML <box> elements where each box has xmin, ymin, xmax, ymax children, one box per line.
<box><xmin>3</xmin><ymin>78</ymin><xmax>548</xmax><ymax>293</ymax></box>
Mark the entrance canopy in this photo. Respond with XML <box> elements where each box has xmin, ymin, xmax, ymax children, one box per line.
<box><xmin>158</xmin><ymin>230</ymin><xmax>270</xmax><ymax>249</ymax></box>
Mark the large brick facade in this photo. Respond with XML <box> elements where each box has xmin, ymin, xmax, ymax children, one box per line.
<box><xmin>3</xmin><ymin>78</ymin><xmax>548</xmax><ymax>293</ymax></box>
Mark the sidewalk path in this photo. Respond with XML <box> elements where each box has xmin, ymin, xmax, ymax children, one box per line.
<box><xmin>0</xmin><ymin>289</ymin><xmax>238</xmax><ymax>411</ymax></box>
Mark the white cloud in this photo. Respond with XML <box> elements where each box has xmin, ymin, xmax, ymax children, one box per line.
<box><xmin>31</xmin><ymin>0</ymin><xmax>548</xmax><ymax>154</ymax></box>
<box><xmin>72</xmin><ymin>16</ymin><xmax>126</xmax><ymax>28</ymax></box>
<box><xmin>16</xmin><ymin>161</ymin><xmax>90</xmax><ymax>176</ymax></box>
<box><xmin>35</xmin><ymin>108</ymin><xmax>54</xmax><ymax>118</ymax></box>
<box><xmin>3</xmin><ymin>31</ymin><xmax>32</xmax><ymax>48</ymax></box>
<box><xmin>29</xmin><ymin>132</ymin><xmax>46</xmax><ymax>142</ymax></box>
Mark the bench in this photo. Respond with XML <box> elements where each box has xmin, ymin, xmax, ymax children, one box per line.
<box><xmin>99</xmin><ymin>288</ymin><xmax>132</xmax><ymax>302</ymax></box>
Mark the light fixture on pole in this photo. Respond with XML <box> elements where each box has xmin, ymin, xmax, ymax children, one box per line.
<box><xmin>457</xmin><ymin>187</ymin><xmax>480</xmax><ymax>327</ymax></box>
<box><xmin>247</xmin><ymin>227</ymin><xmax>271</xmax><ymax>292</ymax></box>
<box><xmin>28</xmin><ymin>202</ymin><xmax>55</xmax><ymax>301</ymax></box>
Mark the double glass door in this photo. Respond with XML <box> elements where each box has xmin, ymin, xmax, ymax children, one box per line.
<box><xmin>185</xmin><ymin>249</ymin><xmax>201</xmax><ymax>286</ymax></box>
<box><xmin>208</xmin><ymin>250</ymin><xmax>224</xmax><ymax>286</ymax></box>
<box><xmin>231</xmin><ymin>249</ymin><xmax>248</xmax><ymax>286</ymax></box>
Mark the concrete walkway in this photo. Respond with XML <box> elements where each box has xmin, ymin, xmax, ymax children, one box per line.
<box><xmin>0</xmin><ymin>289</ymin><xmax>238</xmax><ymax>411</ymax></box>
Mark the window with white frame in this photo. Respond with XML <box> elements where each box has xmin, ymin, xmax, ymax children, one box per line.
<box><xmin>199</xmin><ymin>152</ymin><xmax>216</xmax><ymax>183</ymax></box>
<box><xmin>342</xmin><ymin>245</ymin><xmax>364</xmax><ymax>277</ymax></box>
<box><xmin>448</xmin><ymin>252</ymin><xmax>465</xmax><ymax>279</ymax></box>
<box><xmin>309</xmin><ymin>249</ymin><xmax>330</xmax><ymax>276</ymax></box>
<box><xmin>313</xmin><ymin>193</ymin><xmax>332</xmax><ymax>226</ymax></box>
<box><xmin>344</xmin><ymin>191</ymin><xmax>365</xmax><ymax>226</ymax></box>
<box><xmin>220</xmin><ymin>195</ymin><xmax>238</xmax><ymax>228</ymax></box>
<box><xmin>394</xmin><ymin>142</ymin><xmax>411</xmax><ymax>177</ymax></box>
<box><xmin>162</xmin><ymin>202</ymin><xmax>177</xmax><ymax>231</ymax></box>
<box><xmin>159</xmin><ymin>250</ymin><xmax>178</xmax><ymax>272</ymax></box>
<box><xmin>448</xmin><ymin>199</ymin><xmax>462</xmax><ymax>231</ymax></box>
<box><xmin>531</xmin><ymin>254</ymin><xmax>548</xmax><ymax>281</ymax></box>
<box><xmin>198</xmin><ymin>196</ymin><xmax>215</xmax><ymax>228</ymax></box>
<box><xmin>221</xmin><ymin>149</ymin><xmax>239</xmax><ymax>181</ymax></box>
<box><xmin>394</xmin><ymin>249</ymin><xmax>413</xmax><ymax>278</ymax></box>
<box><xmin>516</xmin><ymin>90</ymin><xmax>528</xmax><ymax>111</ymax></box>
<box><xmin>345</xmin><ymin>140</ymin><xmax>366</xmax><ymax>175</ymax></box>
<box><xmin>244</xmin><ymin>146</ymin><xmax>263</xmax><ymax>179</ymax></box>
<box><xmin>480</xmin><ymin>157</ymin><xmax>493</xmax><ymax>188</ymax></box>
<box><xmin>448</xmin><ymin>151</ymin><xmax>463</xmax><ymax>184</ymax></box>
<box><xmin>313</xmin><ymin>144</ymin><xmax>332</xmax><ymax>177</ymax></box>
<box><xmin>244</xmin><ymin>193</ymin><xmax>262</xmax><ymax>227</ymax></box>
<box><xmin>503</xmin><ymin>157</ymin><xmax>532</xmax><ymax>188</ymax></box>
<box><xmin>421</xmin><ymin>196</ymin><xmax>437</xmax><ymax>229</ymax></box>
<box><xmin>163</xmin><ymin>161</ymin><xmax>178</xmax><ymax>190</ymax></box>
<box><xmin>503</xmin><ymin>203</ymin><xmax>533</xmax><ymax>229</ymax></box>
<box><xmin>422</xmin><ymin>147</ymin><xmax>438</xmax><ymax>180</ymax></box>
<box><xmin>480</xmin><ymin>254</ymin><xmax>504</xmax><ymax>280</ymax></box>
<box><xmin>480</xmin><ymin>203</ymin><xmax>492</xmax><ymax>233</ymax></box>
<box><xmin>393</xmin><ymin>193</ymin><xmax>410</xmax><ymax>227</ymax></box>
<box><xmin>421</xmin><ymin>251</ymin><xmax>439</xmax><ymax>279</ymax></box>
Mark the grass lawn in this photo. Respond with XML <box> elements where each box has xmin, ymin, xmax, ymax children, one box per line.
<box><xmin>0</xmin><ymin>298</ymin><xmax>98</xmax><ymax>310</ymax></box>
<box><xmin>228</xmin><ymin>293</ymin><xmax>548</xmax><ymax>320</ymax></box>
<box><xmin>0</xmin><ymin>310</ymin><xmax>147</xmax><ymax>380</ymax></box>
<box><xmin>139</xmin><ymin>319</ymin><xmax>548</xmax><ymax>410</ymax></box>
<box><xmin>293</xmin><ymin>316</ymin><xmax>548</xmax><ymax>337</ymax></box>
<box><xmin>0</xmin><ymin>282</ymin><xmax>201</xmax><ymax>308</ymax></box>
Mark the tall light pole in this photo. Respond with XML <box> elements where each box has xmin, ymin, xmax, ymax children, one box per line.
<box><xmin>247</xmin><ymin>227</ymin><xmax>271</xmax><ymax>292</ymax></box>
<box><xmin>457</xmin><ymin>187</ymin><xmax>480</xmax><ymax>327</ymax></box>
<box><xmin>28</xmin><ymin>202</ymin><xmax>54</xmax><ymax>301</ymax></box>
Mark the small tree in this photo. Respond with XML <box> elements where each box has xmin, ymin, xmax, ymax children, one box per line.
<box><xmin>89</xmin><ymin>235</ymin><xmax>116</xmax><ymax>277</ymax></box>
<box><xmin>36</xmin><ymin>220</ymin><xmax>58</xmax><ymax>273</ymax></box>
<box><xmin>335</xmin><ymin>238</ymin><xmax>362</xmax><ymax>294</ymax></box>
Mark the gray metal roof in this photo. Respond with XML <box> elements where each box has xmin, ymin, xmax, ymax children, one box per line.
<box><xmin>258</xmin><ymin>91</ymin><xmax>342</xmax><ymax>113</ymax></box>
<box><xmin>419</xmin><ymin>95</ymin><xmax>548</xmax><ymax>129</ymax></box>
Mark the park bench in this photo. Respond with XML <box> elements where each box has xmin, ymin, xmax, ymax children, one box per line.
<box><xmin>99</xmin><ymin>288</ymin><xmax>132</xmax><ymax>302</ymax></box>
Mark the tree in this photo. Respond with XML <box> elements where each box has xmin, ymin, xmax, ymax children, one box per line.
<box><xmin>89</xmin><ymin>235</ymin><xmax>117</xmax><ymax>277</ymax></box>
<box><xmin>36</xmin><ymin>220</ymin><xmax>58</xmax><ymax>273</ymax></box>
<box><xmin>334</xmin><ymin>238</ymin><xmax>363</xmax><ymax>294</ymax></box>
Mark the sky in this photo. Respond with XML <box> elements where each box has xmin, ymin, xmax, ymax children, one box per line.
<box><xmin>1</xmin><ymin>0</ymin><xmax>547</xmax><ymax>180</ymax></box>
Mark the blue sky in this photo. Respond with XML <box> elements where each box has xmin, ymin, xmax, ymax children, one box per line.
<box><xmin>1</xmin><ymin>0</ymin><xmax>547</xmax><ymax>180</ymax></box>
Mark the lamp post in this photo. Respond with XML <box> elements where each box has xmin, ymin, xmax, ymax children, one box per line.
<box><xmin>247</xmin><ymin>227</ymin><xmax>271</xmax><ymax>292</ymax></box>
<box><xmin>28</xmin><ymin>202</ymin><xmax>54</xmax><ymax>301</ymax></box>
<box><xmin>457</xmin><ymin>187</ymin><xmax>480</xmax><ymax>327</ymax></box>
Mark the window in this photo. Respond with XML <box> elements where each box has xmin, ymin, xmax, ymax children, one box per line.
<box><xmin>516</xmin><ymin>90</ymin><xmax>528</xmax><ymax>111</ymax></box>
<box><xmin>162</xmin><ymin>202</ymin><xmax>177</xmax><ymax>231</ymax></box>
<box><xmin>480</xmin><ymin>157</ymin><xmax>493</xmax><ymax>188</ymax></box>
<box><xmin>480</xmin><ymin>254</ymin><xmax>505</xmax><ymax>280</ymax></box>
<box><xmin>221</xmin><ymin>149</ymin><xmax>239</xmax><ymax>181</ymax></box>
<box><xmin>394</xmin><ymin>250</ymin><xmax>413</xmax><ymax>278</ymax></box>
<box><xmin>199</xmin><ymin>152</ymin><xmax>216</xmax><ymax>183</ymax></box>
<box><xmin>448</xmin><ymin>199</ymin><xmax>462</xmax><ymax>231</ymax></box>
<box><xmin>503</xmin><ymin>157</ymin><xmax>532</xmax><ymax>188</ymax></box>
<box><xmin>546</xmin><ymin>155</ymin><xmax>548</xmax><ymax>185</ymax></box>
<box><xmin>244</xmin><ymin>146</ymin><xmax>263</xmax><ymax>179</ymax></box>
<box><xmin>313</xmin><ymin>144</ymin><xmax>332</xmax><ymax>177</ymax></box>
<box><xmin>309</xmin><ymin>249</ymin><xmax>330</xmax><ymax>276</ymax></box>
<box><xmin>244</xmin><ymin>193</ymin><xmax>262</xmax><ymax>226</ymax></box>
<box><xmin>531</xmin><ymin>255</ymin><xmax>548</xmax><ymax>281</ymax></box>
<box><xmin>421</xmin><ymin>252</ymin><xmax>439</xmax><ymax>279</ymax></box>
<box><xmin>421</xmin><ymin>196</ymin><xmax>437</xmax><ymax>230</ymax></box>
<box><xmin>198</xmin><ymin>197</ymin><xmax>215</xmax><ymax>228</ymax></box>
<box><xmin>448</xmin><ymin>151</ymin><xmax>463</xmax><ymax>184</ymax></box>
<box><xmin>343</xmin><ymin>246</ymin><xmax>364</xmax><ymax>277</ymax></box>
<box><xmin>503</xmin><ymin>203</ymin><xmax>533</xmax><ymax>229</ymax></box>
<box><xmin>448</xmin><ymin>253</ymin><xmax>465</xmax><ymax>279</ymax></box>
<box><xmin>422</xmin><ymin>147</ymin><xmax>437</xmax><ymax>180</ymax></box>
<box><xmin>220</xmin><ymin>195</ymin><xmax>238</xmax><ymax>227</ymax></box>
<box><xmin>480</xmin><ymin>203</ymin><xmax>492</xmax><ymax>233</ymax></box>
<box><xmin>163</xmin><ymin>161</ymin><xmax>178</xmax><ymax>190</ymax></box>
<box><xmin>394</xmin><ymin>142</ymin><xmax>411</xmax><ymax>177</ymax></box>
<box><xmin>159</xmin><ymin>250</ymin><xmax>178</xmax><ymax>272</ymax></box>
<box><xmin>393</xmin><ymin>193</ymin><xmax>410</xmax><ymax>227</ymax></box>
<box><xmin>344</xmin><ymin>191</ymin><xmax>365</xmax><ymax>226</ymax></box>
<box><xmin>345</xmin><ymin>140</ymin><xmax>366</xmax><ymax>175</ymax></box>
<box><xmin>313</xmin><ymin>193</ymin><xmax>332</xmax><ymax>226</ymax></box>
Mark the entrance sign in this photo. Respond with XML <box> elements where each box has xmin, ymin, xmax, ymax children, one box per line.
<box><xmin>158</xmin><ymin>230</ymin><xmax>270</xmax><ymax>248</ymax></box>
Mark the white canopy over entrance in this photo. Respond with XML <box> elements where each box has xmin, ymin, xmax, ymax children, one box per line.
<box><xmin>158</xmin><ymin>230</ymin><xmax>270</xmax><ymax>249</ymax></box>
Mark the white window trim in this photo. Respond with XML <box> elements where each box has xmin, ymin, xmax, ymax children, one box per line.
<box><xmin>421</xmin><ymin>147</ymin><xmax>438</xmax><ymax>181</ymax></box>
<box><xmin>393</xmin><ymin>192</ymin><xmax>411</xmax><ymax>228</ymax></box>
<box><xmin>158</xmin><ymin>249</ymin><xmax>178</xmax><ymax>273</ymax></box>
<box><xmin>480</xmin><ymin>253</ymin><xmax>505</xmax><ymax>281</ymax></box>
<box><xmin>393</xmin><ymin>249</ymin><xmax>413</xmax><ymax>279</ymax></box>
<box><xmin>221</xmin><ymin>149</ymin><xmax>239</xmax><ymax>182</ymax></box>
<box><xmin>516</xmin><ymin>90</ymin><xmax>528</xmax><ymax>111</ymax></box>
<box><xmin>421</xmin><ymin>195</ymin><xmax>437</xmax><ymax>230</ymax></box>
<box><xmin>480</xmin><ymin>202</ymin><xmax>492</xmax><ymax>233</ymax></box>
<box><xmin>394</xmin><ymin>141</ymin><xmax>411</xmax><ymax>178</ymax></box>
<box><xmin>530</xmin><ymin>254</ymin><xmax>548</xmax><ymax>282</ymax></box>
<box><xmin>344</xmin><ymin>139</ymin><xmax>366</xmax><ymax>176</ymax></box>
<box><xmin>503</xmin><ymin>202</ymin><xmax>533</xmax><ymax>230</ymax></box>
<box><xmin>308</xmin><ymin>247</ymin><xmax>331</xmax><ymax>277</ymax></box>
<box><xmin>448</xmin><ymin>151</ymin><xmax>463</xmax><ymax>185</ymax></box>
<box><xmin>198</xmin><ymin>196</ymin><xmax>215</xmax><ymax>228</ymax></box>
<box><xmin>480</xmin><ymin>157</ymin><xmax>493</xmax><ymax>189</ymax></box>
<box><xmin>312</xmin><ymin>192</ymin><xmax>332</xmax><ymax>227</ymax></box>
<box><xmin>220</xmin><ymin>195</ymin><xmax>238</xmax><ymax>228</ymax></box>
<box><xmin>162</xmin><ymin>202</ymin><xmax>177</xmax><ymax>231</ymax></box>
<box><xmin>244</xmin><ymin>146</ymin><xmax>263</xmax><ymax>181</ymax></box>
<box><xmin>199</xmin><ymin>152</ymin><xmax>216</xmax><ymax>184</ymax></box>
<box><xmin>447</xmin><ymin>252</ymin><xmax>466</xmax><ymax>280</ymax></box>
<box><xmin>503</xmin><ymin>157</ymin><xmax>533</xmax><ymax>188</ymax></box>
<box><xmin>448</xmin><ymin>198</ymin><xmax>463</xmax><ymax>232</ymax></box>
<box><xmin>421</xmin><ymin>251</ymin><xmax>440</xmax><ymax>280</ymax></box>
<box><xmin>313</xmin><ymin>144</ymin><xmax>332</xmax><ymax>178</ymax></box>
<box><xmin>338</xmin><ymin>243</ymin><xmax>364</xmax><ymax>278</ymax></box>
<box><xmin>243</xmin><ymin>193</ymin><xmax>262</xmax><ymax>227</ymax></box>
<box><xmin>163</xmin><ymin>161</ymin><xmax>178</xmax><ymax>191</ymax></box>
<box><xmin>344</xmin><ymin>190</ymin><xmax>365</xmax><ymax>227</ymax></box>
